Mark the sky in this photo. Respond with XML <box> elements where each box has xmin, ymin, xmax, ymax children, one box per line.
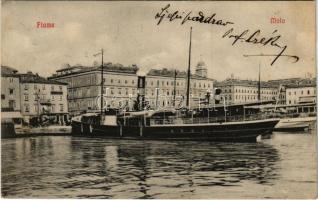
<box><xmin>2</xmin><ymin>1</ymin><xmax>316</xmax><ymax>81</ymax></box>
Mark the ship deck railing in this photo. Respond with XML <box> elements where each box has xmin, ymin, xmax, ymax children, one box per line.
<box><xmin>149</xmin><ymin>113</ymin><xmax>276</xmax><ymax>126</ymax></box>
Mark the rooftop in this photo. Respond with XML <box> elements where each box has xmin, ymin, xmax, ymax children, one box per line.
<box><xmin>285</xmin><ymin>84</ymin><xmax>316</xmax><ymax>88</ymax></box>
<box><xmin>20</xmin><ymin>72</ymin><xmax>67</xmax><ymax>85</ymax></box>
<box><xmin>147</xmin><ymin>68</ymin><xmax>213</xmax><ymax>80</ymax></box>
<box><xmin>215</xmin><ymin>78</ymin><xmax>277</xmax><ymax>88</ymax></box>
<box><xmin>51</xmin><ymin>63</ymin><xmax>139</xmax><ymax>78</ymax></box>
<box><xmin>1</xmin><ymin>66</ymin><xmax>19</xmax><ymax>77</ymax></box>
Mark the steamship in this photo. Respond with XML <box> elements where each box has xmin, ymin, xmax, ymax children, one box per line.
<box><xmin>71</xmin><ymin>27</ymin><xmax>280</xmax><ymax>142</ymax></box>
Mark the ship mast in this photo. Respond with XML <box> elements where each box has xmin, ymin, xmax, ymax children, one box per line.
<box><xmin>173</xmin><ymin>70</ymin><xmax>177</xmax><ymax>107</ymax></box>
<box><xmin>100</xmin><ymin>49</ymin><xmax>104</xmax><ymax>116</ymax></box>
<box><xmin>186</xmin><ymin>27</ymin><xmax>192</xmax><ymax>109</ymax></box>
<box><xmin>258</xmin><ymin>63</ymin><xmax>261</xmax><ymax>102</ymax></box>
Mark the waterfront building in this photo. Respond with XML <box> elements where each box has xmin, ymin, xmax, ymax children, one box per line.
<box><xmin>49</xmin><ymin>61</ymin><xmax>214</xmax><ymax>115</ymax></box>
<box><xmin>1</xmin><ymin>66</ymin><xmax>21</xmax><ymax>112</ymax></box>
<box><xmin>145</xmin><ymin>64</ymin><xmax>213</xmax><ymax>109</ymax></box>
<box><xmin>1</xmin><ymin>66</ymin><xmax>22</xmax><ymax>122</ymax></box>
<box><xmin>19</xmin><ymin>72</ymin><xmax>68</xmax><ymax>124</ymax></box>
<box><xmin>214</xmin><ymin>78</ymin><xmax>278</xmax><ymax>105</ymax></box>
<box><xmin>285</xmin><ymin>84</ymin><xmax>316</xmax><ymax>105</ymax></box>
<box><xmin>50</xmin><ymin>63</ymin><xmax>139</xmax><ymax>115</ymax></box>
<box><xmin>268</xmin><ymin>77</ymin><xmax>316</xmax><ymax>105</ymax></box>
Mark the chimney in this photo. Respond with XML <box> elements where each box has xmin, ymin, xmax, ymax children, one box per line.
<box><xmin>137</xmin><ymin>75</ymin><xmax>146</xmax><ymax>110</ymax></box>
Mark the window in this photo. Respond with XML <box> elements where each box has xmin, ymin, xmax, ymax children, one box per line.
<box><xmin>24</xmin><ymin>84</ymin><xmax>29</xmax><ymax>90</ymax></box>
<box><xmin>9</xmin><ymin>89</ymin><xmax>14</xmax><ymax>95</ymax></box>
<box><xmin>60</xmin><ymin>104</ymin><xmax>64</xmax><ymax>112</ymax></box>
<box><xmin>24</xmin><ymin>95</ymin><xmax>29</xmax><ymax>101</ymax></box>
<box><xmin>25</xmin><ymin>104</ymin><xmax>30</xmax><ymax>112</ymax></box>
<box><xmin>125</xmin><ymin>80</ymin><xmax>128</xmax><ymax>84</ymax></box>
<box><xmin>9</xmin><ymin>100</ymin><xmax>15</xmax><ymax>109</ymax></box>
<box><xmin>9</xmin><ymin>78</ymin><xmax>13</xmax><ymax>83</ymax></box>
<box><xmin>1</xmin><ymin>94</ymin><xmax>5</xmax><ymax>100</ymax></box>
<box><xmin>118</xmin><ymin>80</ymin><xmax>121</xmax><ymax>84</ymax></box>
<box><xmin>42</xmin><ymin>85</ymin><xmax>46</xmax><ymax>90</ymax></box>
<box><xmin>111</xmin><ymin>79</ymin><xmax>113</xmax><ymax>83</ymax></box>
<box><xmin>132</xmin><ymin>80</ymin><xmax>135</xmax><ymax>84</ymax></box>
<box><xmin>308</xmin><ymin>90</ymin><xmax>310</xmax><ymax>95</ymax></box>
<box><xmin>34</xmin><ymin>104</ymin><xmax>39</xmax><ymax>113</ymax></box>
<box><xmin>59</xmin><ymin>96</ymin><xmax>62</xmax><ymax>101</ymax></box>
<box><xmin>59</xmin><ymin>86</ymin><xmax>62</xmax><ymax>90</ymax></box>
<box><xmin>52</xmin><ymin>95</ymin><xmax>55</xmax><ymax>100</ymax></box>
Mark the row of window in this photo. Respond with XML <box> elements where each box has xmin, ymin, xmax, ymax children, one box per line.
<box><xmin>220</xmin><ymin>95</ymin><xmax>275</xmax><ymax>101</ymax></box>
<box><xmin>23</xmin><ymin>104</ymin><xmax>64</xmax><ymax>113</ymax></box>
<box><xmin>145</xmin><ymin>80</ymin><xmax>211</xmax><ymax>88</ymax></box>
<box><xmin>222</xmin><ymin>88</ymin><xmax>278</xmax><ymax>95</ymax></box>
<box><xmin>23</xmin><ymin>94</ymin><xmax>63</xmax><ymax>101</ymax></box>
<box><xmin>24</xmin><ymin>84</ymin><xmax>63</xmax><ymax>91</ymax></box>
<box><xmin>68</xmin><ymin>96</ymin><xmax>199</xmax><ymax>110</ymax></box>
<box><xmin>288</xmin><ymin>90</ymin><xmax>315</xmax><ymax>96</ymax></box>
<box><xmin>109</xmin><ymin>79</ymin><xmax>135</xmax><ymax>85</ymax></box>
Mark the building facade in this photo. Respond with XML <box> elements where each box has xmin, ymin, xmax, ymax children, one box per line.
<box><xmin>1</xmin><ymin>66</ymin><xmax>21</xmax><ymax>112</ymax></box>
<box><xmin>19</xmin><ymin>72</ymin><xmax>69</xmax><ymax>124</ymax></box>
<box><xmin>215</xmin><ymin>79</ymin><xmax>279</xmax><ymax>105</ymax></box>
<box><xmin>49</xmin><ymin>61</ymin><xmax>214</xmax><ymax>115</ymax></box>
<box><xmin>145</xmin><ymin>67</ymin><xmax>213</xmax><ymax>109</ymax></box>
<box><xmin>50</xmin><ymin>63</ymin><xmax>139</xmax><ymax>115</ymax></box>
<box><xmin>285</xmin><ymin>85</ymin><xmax>316</xmax><ymax>105</ymax></box>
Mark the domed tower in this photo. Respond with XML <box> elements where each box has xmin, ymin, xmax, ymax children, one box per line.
<box><xmin>195</xmin><ymin>59</ymin><xmax>207</xmax><ymax>78</ymax></box>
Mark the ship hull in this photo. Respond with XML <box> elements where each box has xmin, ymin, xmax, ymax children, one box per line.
<box><xmin>72</xmin><ymin>118</ymin><xmax>279</xmax><ymax>142</ymax></box>
<box><xmin>274</xmin><ymin>116</ymin><xmax>316</xmax><ymax>132</ymax></box>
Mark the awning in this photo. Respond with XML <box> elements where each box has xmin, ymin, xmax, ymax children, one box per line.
<box><xmin>1</xmin><ymin>111</ymin><xmax>22</xmax><ymax>119</ymax></box>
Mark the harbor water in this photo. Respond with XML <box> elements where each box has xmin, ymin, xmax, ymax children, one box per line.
<box><xmin>2</xmin><ymin>130</ymin><xmax>317</xmax><ymax>198</ymax></box>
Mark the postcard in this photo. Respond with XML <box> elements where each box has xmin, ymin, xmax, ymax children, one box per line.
<box><xmin>1</xmin><ymin>1</ymin><xmax>316</xmax><ymax>199</ymax></box>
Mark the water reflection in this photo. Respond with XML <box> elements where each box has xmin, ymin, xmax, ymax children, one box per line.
<box><xmin>1</xmin><ymin>133</ymin><xmax>316</xmax><ymax>198</ymax></box>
